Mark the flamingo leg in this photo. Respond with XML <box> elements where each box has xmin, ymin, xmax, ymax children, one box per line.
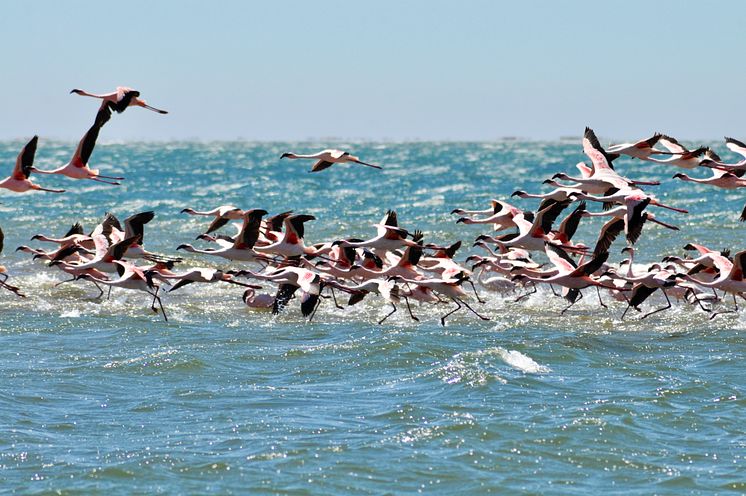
<box><xmin>457</xmin><ymin>298</ymin><xmax>490</xmax><ymax>321</ymax></box>
<box><xmin>54</xmin><ymin>277</ymin><xmax>77</xmax><ymax>287</ymax></box>
<box><xmin>330</xmin><ymin>287</ymin><xmax>344</xmax><ymax>310</ymax></box>
<box><xmin>148</xmin><ymin>290</ymin><xmax>168</xmax><ymax>321</ymax></box>
<box><xmin>353</xmin><ymin>159</ymin><xmax>382</xmax><ymax>170</ymax></box>
<box><xmin>0</xmin><ymin>280</ymin><xmax>24</xmax><ymax>297</ymax></box>
<box><xmin>150</xmin><ymin>287</ymin><xmax>160</xmax><ymax>313</ymax></box>
<box><xmin>514</xmin><ymin>283</ymin><xmax>537</xmax><ymax>302</ymax></box>
<box><xmin>641</xmin><ymin>290</ymin><xmax>671</xmax><ymax>319</ymax></box>
<box><xmin>467</xmin><ymin>280</ymin><xmax>485</xmax><ymax>304</ymax></box>
<box><xmin>96</xmin><ymin>173</ymin><xmax>126</xmax><ymax>180</ymax></box>
<box><xmin>89</xmin><ymin>177</ymin><xmax>121</xmax><ymax>186</ymax></box>
<box><xmin>35</xmin><ymin>186</ymin><xmax>66</xmax><ymax>193</ymax></box>
<box><xmin>710</xmin><ymin>293</ymin><xmax>738</xmax><ymax>320</ymax></box>
<box><xmin>142</xmin><ymin>103</ymin><xmax>168</xmax><ymax>114</ymax></box>
<box><xmin>378</xmin><ymin>303</ymin><xmax>397</xmax><ymax>325</ymax></box>
<box><xmin>549</xmin><ymin>284</ymin><xmax>559</xmax><ymax>296</ymax></box>
<box><xmin>561</xmin><ymin>291</ymin><xmax>583</xmax><ymax>315</ymax></box>
<box><xmin>596</xmin><ymin>286</ymin><xmax>608</xmax><ymax>309</ymax></box>
<box><xmin>440</xmin><ymin>299</ymin><xmax>462</xmax><ymax>326</ymax></box>
<box><xmin>309</xmin><ymin>296</ymin><xmax>323</xmax><ymax>322</ymax></box>
<box><xmin>403</xmin><ymin>296</ymin><xmax>419</xmax><ymax>322</ymax></box>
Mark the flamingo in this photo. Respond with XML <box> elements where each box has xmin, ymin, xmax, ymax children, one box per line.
<box><xmin>180</xmin><ymin>205</ymin><xmax>245</xmax><ymax>234</ymax></box>
<box><xmin>280</xmin><ymin>149</ymin><xmax>382</xmax><ymax>172</ymax></box>
<box><xmin>52</xmin><ymin>234</ymin><xmax>138</xmax><ymax>275</ymax></box>
<box><xmin>606</xmin><ymin>264</ymin><xmax>679</xmax><ymax>319</ymax></box>
<box><xmin>396</xmin><ymin>274</ymin><xmax>490</xmax><ymax>325</ymax></box>
<box><xmin>151</xmin><ymin>267</ymin><xmax>257</xmax><ymax>292</ymax></box>
<box><xmin>33</xmin><ymin>106</ymin><xmax>124</xmax><ymax>185</ymax></box>
<box><xmin>78</xmin><ymin>260</ymin><xmax>169</xmax><ymax>321</ymax></box>
<box><xmin>242</xmin><ymin>287</ymin><xmax>275</xmax><ymax>309</ymax></box>
<box><xmin>511</xmin><ymin>246</ymin><xmax>612</xmax><ymax>314</ymax></box>
<box><xmin>0</xmin><ymin>227</ymin><xmax>24</xmax><ymax>297</ymax></box>
<box><xmin>253</xmin><ymin>214</ymin><xmax>319</xmax><ymax>258</ymax></box>
<box><xmin>644</xmin><ymin>135</ymin><xmax>707</xmax><ymax>169</ymax></box>
<box><xmin>345</xmin><ymin>277</ymin><xmax>419</xmax><ymax>324</ymax></box>
<box><xmin>672</xmin><ymin>168</ymin><xmax>746</xmax><ymax>189</ymax></box>
<box><xmin>606</xmin><ymin>133</ymin><xmax>674</xmax><ymax>160</ymax></box>
<box><xmin>177</xmin><ymin>209</ymin><xmax>270</xmax><ymax>262</ymax></box>
<box><xmin>585</xmin><ymin>197</ymin><xmax>680</xmax><ymax>255</ymax></box>
<box><xmin>700</xmin><ymin>137</ymin><xmax>746</xmax><ymax>171</ymax></box>
<box><xmin>70</xmin><ymin>86</ymin><xmax>168</xmax><ymax>114</ymax></box>
<box><xmin>339</xmin><ymin>210</ymin><xmax>418</xmax><ymax>255</ymax></box>
<box><xmin>678</xmin><ymin>250</ymin><xmax>746</xmax><ymax>319</ymax></box>
<box><xmin>453</xmin><ymin>199</ymin><xmax>526</xmax><ymax>231</ymax></box>
<box><xmin>0</xmin><ymin>136</ymin><xmax>64</xmax><ymax>194</ymax></box>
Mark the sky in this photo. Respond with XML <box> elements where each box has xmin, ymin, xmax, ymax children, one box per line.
<box><xmin>1</xmin><ymin>0</ymin><xmax>744</xmax><ymax>141</ymax></box>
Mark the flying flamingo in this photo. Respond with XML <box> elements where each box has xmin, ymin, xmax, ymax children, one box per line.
<box><xmin>604</xmin><ymin>263</ymin><xmax>679</xmax><ymax>319</ymax></box>
<box><xmin>345</xmin><ymin>277</ymin><xmax>419</xmax><ymax>324</ymax></box>
<box><xmin>180</xmin><ymin>205</ymin><xmax>245</xmax><ymax>234</ymax></box>
<box><xmin>644</xmin><ymin>135</ymin><xmax>707</xmax><ymax>169</ymax></box>
<box><xmin>78</xmin><ymin>260</ymin><xmax>169</xmax><ymax>321</ymax></box>
<box><xmin>0</xmin><ymin>227</ymin><xmax>24</xmax><ymax>297</ymax></box>
<box><xmin>70</xmin><ymin>86</ymin><xmax>168</xmax><ymax>114</ymax></box>
<box><xmin>396</xmin><ymin>273</ymin><xmax>490</xmax><ymax>325</ymax></box>
<box><xmin>0</xmin><ymin>136</ymin><xmax>64</xmax><ymax>194</ymax></box>
<box><xmin>280</xmin><ymin>149</ymin><xmax>382</xmax><ymax>172</ymax></box>
<box><xmin>606</xmin><ymin>133</ymin><xmax>674</xmax><ymax>160</ymax></box>
<box><xmin>511</xmin><ymin>246</ymin><xmax>612</xmax><ymax>314</ymax></box>
<box><xmin>177</xmin><ymin>209</ymin><xmax>271</xmax><ymax>262</ymax></box>
<box><xmin>700</xmin><ymin>137</ymin><xmax>746</xmax><ymax>171</ymax></box>
<box><xmin>33</xmin><ymin>106</ymin><xmax>124</xmax><ymax>185</ymax></box>
<box><xmin>678</xmin><ymin>250</ymin><xmax>746</xmax><ymax>319</ymax></box>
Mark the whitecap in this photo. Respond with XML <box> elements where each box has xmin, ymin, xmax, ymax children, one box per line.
<box><xmin>495</xmin><ymin>347</ymin><xmax>551</xmax><ymax>374</ymax></box>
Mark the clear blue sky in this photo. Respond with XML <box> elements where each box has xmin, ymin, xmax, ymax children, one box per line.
<box><xmin>1</xmin><ymin>0</ymin><xmax>743</xmax><ymax>141</ymax></box>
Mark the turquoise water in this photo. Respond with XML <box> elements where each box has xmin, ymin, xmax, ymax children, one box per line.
<box><xmin>2</xmin><ymin>141</ymin><xmax>746</xmax><ymax>493</ymax></box>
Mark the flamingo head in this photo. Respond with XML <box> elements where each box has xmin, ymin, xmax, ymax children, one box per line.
<box><xmin>511</xmin><ymin>190</ymin><xmax>527</xmax><ymax>198</ymax></box>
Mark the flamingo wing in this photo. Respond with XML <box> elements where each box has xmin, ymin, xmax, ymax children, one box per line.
<box><xmin>234</xmin><ymin>209</ymin><xmax>267</xmax><ymax>249</ymax></box>
<box><xmin>123</xmin><ymin>211</ymin><xmax>155</xmax><ymax>243</ymax></box>
<box><xmin>311</xmin><ymin>160</ymin><xmax>334</xmax><ymax>172</ymax></box>
<box><xmin>725</xmin><ymin>137</ymin><xmax>746</xmax><ymax>160</ymax></box>
<box><xmin>544</xmin><ymin>243</ymin><xmax>577</xmax><ymax>273</ymax></box>
<box><xmin>73</xmin><ymin>106</ymin><xmax>111</xmax><ymax>167</ymax></box>
<box><xmin>583</xmin><ymin>127</ymin><xmax>617</xmax><ymax>171</ymax></box>
<box><xmin>657</xmin><ymin>135</ymin><xmax>688</xmax><ymax>154</ymax></box>
<box><xmin>13</xmin><ymin>135</ymin><xmax>38</xmax><ymax>180</ymax></box>
<box><xmin>272</xmin><ymin>283</ymin><xmax>298</xmax><ymax>314</ymax></box>
<box><xmin>108</xmin><ymin>87</ymin><xmax>140</xmax><ymax>113</ymax></box>
<box><xmin>593</xmin><ymin>218</ymin><xmax>625</xmax><ymax>256</ymax></box>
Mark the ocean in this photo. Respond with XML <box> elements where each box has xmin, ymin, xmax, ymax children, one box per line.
<box><xmin>1</xmin><ymin>140</ymin><xmax>745</xmax><ymax>493</ymax></box>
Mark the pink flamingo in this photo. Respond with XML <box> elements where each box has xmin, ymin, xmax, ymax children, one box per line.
<box><xmin>33</xmin><ymin>106</ymin><xmax>124</xmax><ymax>185</ymax></box>
<box><xmin>0</xmin><ymin>136</ymin><xmax>64</xmax><ymax>193</ymax></box>
<box><xmin>71</xmin><ymin>86</ymin><xmax>168</xmax><ymax>114</ymax></box>
<box><xmin>280</xmin><ymin>149</ymin><xmax>382</xmax><ymax>172</ymax></box>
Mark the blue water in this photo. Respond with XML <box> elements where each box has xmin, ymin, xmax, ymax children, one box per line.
<box><xmin>2</xmin><ymin>140</ymin><xmax>746</xmax><ymax>494</ymax></box>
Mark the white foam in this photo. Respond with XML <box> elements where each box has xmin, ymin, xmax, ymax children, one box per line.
<box><xmin>495</xmin><ymin>348</ymin><xmax>551</xmax><ymax>374</ymax></box>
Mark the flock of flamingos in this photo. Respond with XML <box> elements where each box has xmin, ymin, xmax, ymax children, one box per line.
<box><xmin>2</xmin><ymin>86</ymin><xmax>746</xmax><ymax>324</ymax></box>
